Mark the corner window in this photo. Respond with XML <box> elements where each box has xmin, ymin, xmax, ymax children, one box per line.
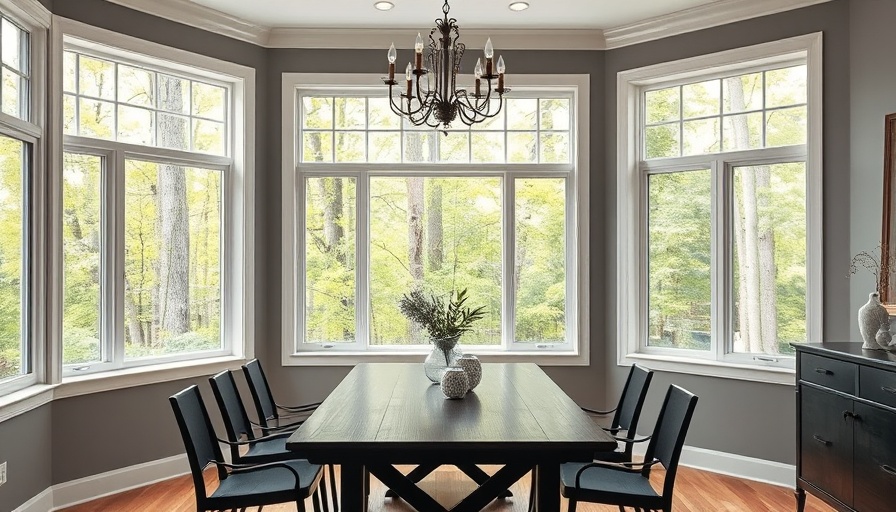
<box><xmin>56</xmin><ymin>22</ymin><xmax>254</xmax><ymax>377</ymax></box>
<box><xmin>281</xmin><ymin>74</ymin><xmax>589</xmax><ymax>364</ymax></box>
<box><xmin>617</xmin><ymin>34</ymin><xmax>822</xmax><ymax>382</ymax></box>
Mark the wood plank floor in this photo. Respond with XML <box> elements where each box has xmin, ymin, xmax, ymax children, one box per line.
<box><xmin>61</xmin><ymin>464</ymin><xmax>836</xmax><ymax>511</ymax></box>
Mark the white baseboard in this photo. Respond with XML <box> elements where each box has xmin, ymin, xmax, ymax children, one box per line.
<box><xmin>13</xmin><ymin>454</ymin><xmax>189</xmax><ymax>512</ymax></box>
<box><xmin>13</xmin><ymin>487</ymin><xmax>53</xmax><ymax>512</ymax></box>
<box><xmin>634</xmin><ymin>444</ymin><xmax>796</xmax><ymax>488</ymax></box>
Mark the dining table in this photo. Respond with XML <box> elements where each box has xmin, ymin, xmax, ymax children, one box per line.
<box><xmin>285</xmin><ymin>362</ymin><xmax>616</xmax><ymax>512</ymax></box>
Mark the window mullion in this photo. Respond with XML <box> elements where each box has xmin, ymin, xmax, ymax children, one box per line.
<box><xmin>710</xmin><ymin>159</ymin><xmax>728</xmax><ymax>362</ymax></box>
<box><xmin>109</xmin><ymin>150</ymin><xmax>125</xmax><ymax>367</ymax></box>
<box><xmin>358</xmin><ymin>172</ymin><xmax>370</xmax><ymax>350</ymax></box>
<box><xmin>503</xmin><ymin>172</ymin><xmax>515</xmax><ymax>350</ymax></box>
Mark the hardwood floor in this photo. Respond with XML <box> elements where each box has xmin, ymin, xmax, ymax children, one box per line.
<box><xmin>60</xmin><ymin>464</ymin><xmax>836</xmax><ymax>511</ymax></box>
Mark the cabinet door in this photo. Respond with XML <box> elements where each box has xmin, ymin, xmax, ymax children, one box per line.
<box><xmin>800</xmin><ymin>385</ymin><xmax>853</xmax><ymax>506</ymax></box>
<box><xmin>854</xmin><ymin>402</ymin><xmax>896</xmax><ymax>512</ymax></box>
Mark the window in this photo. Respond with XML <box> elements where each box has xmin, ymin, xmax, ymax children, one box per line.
<box><xmin>617</xmin><ymin>34</ymin><xmax>822</xmax><ymax>383</ymax></box>
<box><xmin>56</xmin><ymin>20</ymin><xmax>254</xmax><ymax>377</ymax></box>
<box><xmin>0</xmin><ymin>3</ymin><xmax>44</xmax><ymax>397</ymax></box>
<box><xmin>282</xmin><ymin>74</ymin><xmax>589</xmax><ymax>363</ymax></box>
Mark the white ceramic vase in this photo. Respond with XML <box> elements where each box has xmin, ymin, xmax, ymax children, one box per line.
<box><xmin>440</xmin><ymin>367</ymin><xmax>468</xmax><ymax>399</ymax></box>
<box><xmin>859</xmin><ymin>292</ymin><xmax>889</xmax><ymax>350</ymax></box>
<box><xmin>458</xmin><ymin>354</ymin><xmax>482</xmax><ymax>393</ymax></box>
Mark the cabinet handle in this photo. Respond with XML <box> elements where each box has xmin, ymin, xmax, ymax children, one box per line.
<box><xmin>882</xmin><ymin>386</ymin><xmax>896</xmax><ymax>395</ymax></box>
<box><xmin>881</xmin><ymin>464</ymin><xmax>896</xmax><ymax>477</ymax></box>
<box><xmin>814</xmin><ymin>368</ymin><xmax>833</xmax><ymax>375</ymax></box>
<box><xmin>843</xmin><ymin>410</ymin><xmax>860</xmax><ymax>421</ymax></box>
<box><xmin>812</xmin><ymin>435</ymin><xmax>831</xmax><ymax>446</ymax></box>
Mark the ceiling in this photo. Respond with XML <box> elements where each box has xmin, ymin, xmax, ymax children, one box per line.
<box><xmin>188</xmin><ymin>0</ymin><xmax>720</xmax><ymax>30</ymax></box>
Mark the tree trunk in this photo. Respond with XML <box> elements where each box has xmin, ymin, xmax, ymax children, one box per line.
<box><xmin>317</xmin><ymin>178</ymin><xmax>346</xmax><ymax>265</ymax></box>
<box><xmin>157</xmin><ymin>76</ymin><xmax>190</xmax><ymax>337</ymax></box>
<box><xmin>726</xmin><ymin>77</ymin><xmax>752</xmax><ymax>352</ymax></box>
<box><xmin>124</xmin><ymin>281</ymin><xmax>145</xmax><ymax>346</ymax></box>
<box><xmin>407</xmin><ymin>177</ymin><xmax>425</xmax><ymax>285</ymax></box>
<box><xmin>427</xmin><ymin>183</ymin><xmax>444</xmax><ymax>271</ymax></box>
<box><xmin>756</xmin><ymin>166</ymin><xmax>779</xmax><ymax>354</ymax></box>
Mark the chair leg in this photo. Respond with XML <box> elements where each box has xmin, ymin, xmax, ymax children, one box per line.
<box><xmin>568</xmin><ymin>499</ymin><xmax>577</xmax><ymax>512</ymax></box>
<box><xmin>312</xmin><ymin>489</ymin><xmax>322</xmax><ymax>512</ymax></box>
<box><xmin>319</xmin><ymin>472</ymin><xmax>330</xmax><ymax>512</ymax></box>
<box><xmin>329</xmin><ymin>464</ymin><xmax>339</xmax><ymax>512</ymax></box>
<box><xmin>527</xmin><ymin>470</ymin><xmax>536</xmax><ymax>512</ymax></box>
<box><xmin>297</xmin><ymin>497</ymin><xmax>306</xmax><ymax>512</ymax></box>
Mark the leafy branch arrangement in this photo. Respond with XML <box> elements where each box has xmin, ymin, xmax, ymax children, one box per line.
<box><xmin>398</xmin><ymin>288</ymin><xmax>486</xmax><ymax>340</ymax></box>
<box><xmin>849</xmin><ymin>243</ymin><xmax>896</xmax><ymax>294</ymax></box>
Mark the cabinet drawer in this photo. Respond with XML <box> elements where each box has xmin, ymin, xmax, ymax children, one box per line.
<box><xmin>801</xmin><ymin>353</ymin><xmax>856</xmax><ymax>394</ymax></box>
<box><xmin>854</xmin><ymin>403</ymin><xmax>896</xmax><ymax>512</ymax></box>
<box><xmin>859</xmin><ymin>366</ymin><xmax>896</xmax><ymax>409</ymax></box>
<box><xmin>800</xmin><ymin>385</ymin><xmax>853</xmax><ymax>505</ymax></box>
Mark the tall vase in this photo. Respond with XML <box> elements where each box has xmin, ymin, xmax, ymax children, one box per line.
<box><xmin>859</xmin><ymin>292</ymin><xmax>889</xmax><ymax>350</ymax></box>
<box><xmin>424</xmin><ymin>335</ymin><xmax>462</xmax><ymax>383</ymax></box>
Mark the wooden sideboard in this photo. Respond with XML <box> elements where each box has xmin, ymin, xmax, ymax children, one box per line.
<box><xmin>794</xmin><ymin>342</ymin><xmax>896</xmax><ymax>512</ymax></box>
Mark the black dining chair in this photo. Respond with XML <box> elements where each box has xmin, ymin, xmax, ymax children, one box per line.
<box><xmin>243</xmin><ymin>358</ymin><xmax>321</xmax><ymax>431</ymax></box>
<box><xmin>169</xmin><ymin>385</ymin><xmax>324</xmax><ymax>512</ymax></box>
<box><xmin>209</xmin><ymin>370</ymin><xmax>339</xmax><ymax>512</ymax></box>
<box><xmin>527</xmin><ymin>364</ymin><xmax>654</xmax><ymax>511</ymax></box>
<box><xmin>559</xmin><ymin>384</ymin><xmax>699</xmax><ymax>512</ymax></box>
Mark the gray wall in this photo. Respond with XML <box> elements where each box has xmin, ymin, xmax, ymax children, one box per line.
<box><xmin>0</xmin><ymin>405</ymin><xmax>52</xmax><ymax>512</ymax></box>
<box><xmin>849</xmin><ymin>0</ymin><xmax>896</xmax><ymax>336</ymax></box>
<box><xmin>603</xmin><ymin>0</ymin><xmax>851</xmax><ymax>464</ymax></box>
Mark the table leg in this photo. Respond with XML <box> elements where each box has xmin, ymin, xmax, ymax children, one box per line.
<box><xmin>340</xmin><ymin>463</ymin><xmax>368</xmax><ymax>512</ymax></box>
<box><xmin>795</xmin><ymin>486</ymin><xmax>806</xmax><ymax>512</ymax></box>
<box><xmin>535</xmin><ymin>462</ymin><xmax>560</xmax><ymax>512</ymax></box>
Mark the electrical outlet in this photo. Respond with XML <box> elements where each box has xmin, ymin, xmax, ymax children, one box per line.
<box><xmin>0</xmin><ymin>461</ymin><xmax>6</xmax><ymax>486</ymax></box>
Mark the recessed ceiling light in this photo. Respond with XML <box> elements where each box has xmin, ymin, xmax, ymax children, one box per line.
<box><xmin>509</xmin><ymin>1</ymin><xmax>529</xmax><ymax>11</ymax></box>
<box><xmin>374</xmin><ymin>1</ymin><xmax>394</xmax><ymax>11</ymax></box>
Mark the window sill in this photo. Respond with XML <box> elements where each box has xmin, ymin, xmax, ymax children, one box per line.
<box><xmin>283</xmin><ymin>349</ymin><xmax>589</xmax><ymax>367</ymax></box>
<box><xmin>0</xmin><ymin>384</ymin><xmax>56</xmax><ymax>423</ymax></box>
<box><xmin>56</xmin><ymin>355</ymin><xmax>248</xmax><ymax>399</ymax></box>
<box><xmin>620</xmin><ymin>352</ymin><xmax>795</xmax><ymax>385</ymax></box>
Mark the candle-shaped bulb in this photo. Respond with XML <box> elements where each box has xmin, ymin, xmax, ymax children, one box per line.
<box><xmin>474</xmin><ymin>58</ymin><xmax>483</xmax><ymax>79</ymax></box>
<box><xmin>388</xmin><ymin>43</ymin><xmax>396</xmax><ymax>63</ymax></box>
<box><xmin>497</xmin><ymin>55</ymin><xmax>505</xmax><ymax>74</ymax></box>
<box><xmin>484</xmin><ymin>38</ymin><xmax>494</xmax><ymax>59</ymax></box>
<box><xmin>415</xmin><ymin>33</ymin><xmax>424</xmax><ymax>53</ymax></box>
<box><xmin>405</xmin><ymin>62</ymin><xmax>412</xmax><ymax>81</ymax></box>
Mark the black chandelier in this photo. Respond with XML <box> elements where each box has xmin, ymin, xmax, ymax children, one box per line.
<box><xmin>383</xmin><ymin>0</ymin><xmax>509</xmax><ymax>131</ymax></box>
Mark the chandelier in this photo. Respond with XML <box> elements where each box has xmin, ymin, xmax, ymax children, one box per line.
<box><xmin>383</xmin><ymin>0</ymin><xmax>509</xmax><ymax>131</ymax></box>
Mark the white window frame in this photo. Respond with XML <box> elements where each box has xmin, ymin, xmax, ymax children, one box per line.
<box><xmin>616</xmin><ymin>33</ymin><xmax>823</xmax><ymax>385</ymax></box>
<box><xmin>281</xmin><ymin>73</ymin><xmax>590</xmax><ymax>366</ymax></box>
<box><xmin>0</xmin><ymin>0</ymin><xmax>47</xmax><ymax>399</ymax></box>
<box><xmin>48</xmin><ymin>17</ymin><xmax>255</xmax><ymax>391</ymax></box>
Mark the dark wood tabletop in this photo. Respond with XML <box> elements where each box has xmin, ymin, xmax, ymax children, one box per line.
<box><xmin>286</xmin><ymin>362</ymin><xmax>615</xmax><ymax>511</ymax></box>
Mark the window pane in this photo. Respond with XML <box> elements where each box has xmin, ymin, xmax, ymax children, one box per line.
<box><xmin>334</xmin><ymin>97</ymin><xmax>365</xmax><ymax>129</ymax></box>
<box><xmin>540</xmin><ymin>133</ymin><xmax>569</xmax><ymax>163</ymax></box>
<box><xmin>192</xmin><ymin>82</ymin><xmax>226</xmax><ymax>121</ymax></box>
<box><xmin>124</xmin><ymin>160</ymin><xmax>222</xmax><ymax>359</ymax></box>
<box><xmin>369</xmin><ymin>177</ymin><xmax>502</xmax><ymax>345</ymax></box>
<box><xmin>732</xmin><ymin>163</ymin><xmax>807</xmax><ymax>355</ymax></box>
<box><xmin>79</xmin><ymin>98</ymin><xmax>114</xmax><ymax>140</ymax></box>
<box><xmin>303</xmin><ymin>96</ymin><xmax>333</xmax><ymax>129</ymax></box>
<box><xmin>540</xmin><ymin>98</ymin><xmax>569</xmax><ymax>130</ymax></box>
<box><xmin>118</xmin><ymin>105</ymin><xmax>154</xmax><ymax>146</ymax></box>
<box><xmin>303</xmin><ymin>131</ymin><xmax>333</xmax><ymax>162</ymax></box>
<box><xmin>1</xmin><ymin>19</ymin><xmax>24</xmax><ymax>73</ymax></box>
<box><xmin>192</xmin><ymin>118</ymin><xmax>225</xmax><ymax>155</ymax></box>
<box><xmin>118</xmin><ymin>64</ymin><xmax>154</xmax><ymax>108</ymax></box>
<box><xmin>158</xmin><ymin>74</ymin><xmax>189</xmax><ymax>114</ymax></box>
<box><xmin>515</xmin><ymin>178</ymin><xmax>565</xmax><ymax>343</ymax></box>
<box><xmin>508</xmin><ymin>132</ymin><xmax>536</xmax><ymax>163</ymax></box>
<box><xmin>63</xmin><ymin>153</ymin><xmax>102</xmax><ymax>365</ymax></box>
<box><xmin>647</xmin><ymin>170</ymin><xmax>711</xmax><ymax>351</ymax></box>
<box><xmin>79</xmin><ymin>56</ymin><xmax>115</xmax><ymax>100</ymax></box>
<box><xmin>404</xmin><ymin>132</ymin><xmax>435</xmax><ymax>162</ymax></box>
<box><xmin>368</xmin><ymin>131</ymin><xmax>400</xmax><ymax>162</ymax></box>
<box><xmin>766</xmin><ymin>65</ymin><xmax>807</xmax><ymax>109</ymax></box>
<box><xmin>645</xmin><ymin>87</ymin><xmax>680</xmax><ymax>124</ymax></box>
<box><xmin>439</xmin><ymin>131</ymin><xmax>468</xmax><ymax>162</ymax></box>
<box><xmin>63</xmin><ymin>51</ymin><xmax>76</xmax><ymax>93</ymax></box>
<box><xmin>723</xmin><ymin>73</ymin><xmax>762</xmax><ymax>113</ymax></box>
<box><xmin>0</xmin><ymin>136</ymin><xmax>24</xmax><ymax>379</ymax></box>
<box><xmin>63</xmin><ymin>94</ymin><xmax>76</xmax><ymax>134</ymax></box>
<box><xmin>507</xmin><ymin>98</ymin><xmax>537</xmax><ymax>130</ymax></box>
<box><xmin>471</xmin><ymin>132</ymin><xmax>504</xmax><ymax>163</ymax></box>
<box><xmin>2</xmin><ymin>67</ymin><xmax>21</xmax><ymax>118</ymax></box>
<box><xmin>682</xmin><ymin>79</ymin><xmax>720</xmax><ymax>118</ymax></box>
<box><xmin>645</xmin><ymin>124</ymin><xmax>680</xmax><ymax>159</ymax></box>
<box><xmin>305</xmin><ymin>177</ymin><xmax>356</xmax><ymax>344</ymax></box>
<box><xmin>368</xmin><ymin>97</ymin><xmax>400</xmax><ymax>129</ymax></box>
<box><xmin>723</xmin><ymin>113</ymin><xmax>763</xmax><ymax>151</ymax></box>
<box><xmin>157</xmin><ymin>113</ymin><xmax>190</xmax><ymax>151</ymax></box>
<box><xmin>766</xmin><ymin>106</ymin><xmax>807</xmax><ymax>147</ymax></box>
<box><xmin>335</xmin><ymin>131</ymin><xmax>365</xmax><ymax>162</ymax></box>
<box><xmin>682</xmin><ymin>118</ymin><xmax>720</xmax><ymax>156</ymax></box>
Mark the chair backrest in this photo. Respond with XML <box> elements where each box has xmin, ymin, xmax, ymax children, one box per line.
<box><xmin>642</xmin><ymin>385</ymin><xmax>698</xmax><ymax>503</ymax></box>
<box><xmin>242</xmin><ymin>359</ymin><xmax>278</xmax><ymax>427</ymax></box>
<box><xmin>611</xmin><ymin>364</ymin><xmax>653</xmax><ymax>459</ymax></box>
<box><xmin>209</xmin><ymin>370</ymin><xmax>258</xmax><ymax>462</ymax></box>
<box><xmin>169</xmin><ymin>385</ymin><xmax>226</xmax><ymax>504</ymax></box>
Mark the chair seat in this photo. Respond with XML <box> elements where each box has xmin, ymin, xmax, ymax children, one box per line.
<box><xmin>243</xmin><ymin>436</ymin><xmax>291</xmax><ymax>461</ymax></box>
<box><xmin>560</xmin><ymin>462</ymin><xmax>661</xmax><ymax>508</ymax></box>
<box><xmin>210</xmin><ymin>459</ymin><xmax>322</xmax><ymax>506</ymax></box>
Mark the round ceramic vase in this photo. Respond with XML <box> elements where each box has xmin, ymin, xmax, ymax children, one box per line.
<box><xmin>458</xmin><ymin>354</ymin><xmax>482</xmax><ymax>393</ymax></box>
<box><xmin>859</xmin><ymin>292</ymin><xmax>889</xmax><ymax>350</ymax></box>
<box><xmin>440</xmin><ymin>367</ymin><xmax>469</xmax><ymax>399</ymax></box>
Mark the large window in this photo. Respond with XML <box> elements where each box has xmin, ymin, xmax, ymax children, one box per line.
<box><xmin>617</xmin><ymin>34</ymin><xmax>822</xmax><ymax>382</ymax></box>
<box><xmin>282</xmin><ymin>75</ymin><xmax>589</xmax><ymax>362</ymax></box>
<box><xmin>0</xmin><ymin>4</ymin><xmax>43</xmax><ymax>397</ymax></box>
<box><xmin>56</xmin><ymin>22</ymin><xmax>254</xmax><ymax>376</ymax></box>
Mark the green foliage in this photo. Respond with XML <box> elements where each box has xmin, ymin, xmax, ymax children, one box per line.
<box><xmin>398</xmin><ymin>288</ymin><xmax>486</xmax><ymax>340</ymax></box>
